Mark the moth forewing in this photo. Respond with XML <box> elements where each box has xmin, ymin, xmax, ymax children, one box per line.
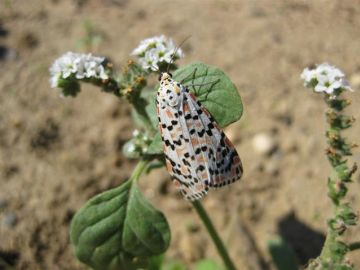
<box><xmin>156</xmin><ymin>72</ymin><xmax>243</xmax><ymax>201</ymax></box>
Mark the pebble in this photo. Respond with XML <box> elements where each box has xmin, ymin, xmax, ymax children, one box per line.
<box><xmin>252</xmin><ymin>133</ymin><xmax>276</xmax><ymax>155</ymax></box>
<box><xmin>3</xmin><ymin>212</ymin><xmax>17</xmax><ymax>227</ymax></box>
<box><xmin>0</xmin><ymin>199</ymin><xmax>8</xmax><ymax>210</ymax></box>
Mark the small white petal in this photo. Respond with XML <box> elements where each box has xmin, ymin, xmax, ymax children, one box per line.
<box><xmin>127</xmin><ymin>144</ymin><xmax>136</xmax><ymax>153</ymax></box>
<box><xmin>331</xmin><ymin>80</ymin><xmax>342</xmax><ymax>89</ymax></box>
<box><xmin>300</xmin><ymin>68</ymin><xmax>316</xmax><ymax>85</ymax></box>
<box><xmin>133</xmin><ymin>129</ymin><xmax>140</xmax><ymax>137</ymax></box>
<box><xmin>314</xmin><ymin>84</ymin><xmax>327</xmax><ymax>93</ymax></box>
<box><xmin>49</xmin><ymin>74</ymin><xmax>60</xmax><ymax>88</ymax></box>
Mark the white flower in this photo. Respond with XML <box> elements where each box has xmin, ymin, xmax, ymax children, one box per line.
<box><xmin>49</xmin><ymin>52</ymin><xmax>109</xmax><ymax>88</ymax></box>
<box><xmin>300</xmin><ymin>67</ymin><xmax>317</xmax><ymax>86</ymax></box>
<box><xmin>301</xmin><ymin>63</ymin><xmax>353</xmax><ymax>94</ymax></box>
<box><xmin>131</xmin><ymin>35</ymin><xmax>184</xmax><ymax>71</ymax></box>
<box><xmin>50</xmin><ymin>73</ymin><xmax>61</xmax><ymax>88</ymax></box>
<box><xmin>131</xmin><ymin>35</ymin><xmax>167</xmax><ymax>56</ymax></box>
<box><xmin>132</xmin><ymin>129</ymin><xmax>140</xmax><ymax>137</ymax></box>
<box><xmin>138</xmin><ymin>50</ymin><xmax>160</xmax><ymax>71</ymax></box>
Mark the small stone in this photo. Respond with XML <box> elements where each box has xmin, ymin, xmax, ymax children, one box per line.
<box><xmin>252</xmin><ymin>133</ymin><xmax>276</xmax><ymax>155</ymax></box>
<box><xmin>3</xmin><ymin>212</ymin><xmax>17</xmax><ymax>227</ymax></box>
<box><xmin>0</xmin><ymin>199</ymin><xmax>8</xmax><ymax>210</ymax></box>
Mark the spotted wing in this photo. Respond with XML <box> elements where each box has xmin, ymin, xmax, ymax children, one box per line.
<box><xmin>157</xmin><ymin>91</ymin><xmax>209</xmax><ymax>201</ymax></box>
<box><xmin>157</xmin><ymin>86</ymin><xmax>243</xmax><ymax>200</ymax></box>
<box><xmin>181</xmin><ymin>89</ymin><xmax>243</xmax><ymax>189</ymax></box>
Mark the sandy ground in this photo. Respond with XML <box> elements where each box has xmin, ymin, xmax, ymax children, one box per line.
<box><xmin>0</xmin><ymin>0</ymin><xmax>360</xmax><ymax>269</ymax></box>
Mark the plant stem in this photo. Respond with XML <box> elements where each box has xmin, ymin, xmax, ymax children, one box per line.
<box><xmin>192</xmin><ymin>200</ymin><xmax>237</xmax><ymax>270</ymax></box>
<box><xmin>131</xmin><ymin>159</ymin><xmax>150</xmax><ymax>182</ymax></box>
<box><xmin>317</xmin><ymin>93</ymin><xmax>357</xmax><ymax>265</ymax></box>
<box><xmin>319</xmin><ymin>228</ymin><xmax>337</xmax><ymax>259</ymax></box>
<box><xmin>132</xmin><ymin>96</ymin><xmax>157</xmax><ymax>135</ymax></box>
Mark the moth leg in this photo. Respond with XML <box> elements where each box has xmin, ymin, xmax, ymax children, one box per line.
<box><xmin>186</xmin><ymin>79</ymin><xmax>220</xmax><ymax>88</ymax></box>
<box><xmin>186</xmin><ymin>79</ymin><xmax>221</xmax><ymax>98</ymax></box>
<box><xmin>180</xmin><ymin>67</ymin><xmax>198</xmax><ymax>84</ymax></box>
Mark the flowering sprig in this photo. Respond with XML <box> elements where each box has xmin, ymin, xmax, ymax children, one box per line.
<box><xmin>50</xmin><ymin>52</ymin><xmax>109</xmax><ymax>83</ymax></box>
<box><xmin>301</xmin><ymin>63</ymin><xmax>358</xmax><ymax>269</ymax></box>
<box><xmin>131</xmin><ymin>35</ymin><xmax>184</xmax><ymax>72</ymax></box>
<box><xmin>301</xmin><ymin>63</ymin><xmax>352</xmax><ymax>95</ymax></box>
<box><xmin>123</xmin><ymin>129</ymin><xmax>152</xmax><ymax>159</ymax></box>
<box><xmin>49</xmin><ymin>52</ymin><xmax>117</xmax><ymax>97</ymax></box>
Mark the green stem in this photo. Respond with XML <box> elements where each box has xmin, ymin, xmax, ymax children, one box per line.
<box><xmin>317</xmin><ymin>93</ymin><xmax>357</xmax><ymax>265</ymax></box>
<box><xmin>132</xmin><ymin>96</ymin><xmax>157</xmax><ymax>135</ymax></box>
<box><xmin>192</xmin><ymin>200</ymin><xmax>237</xmax><ymax>270</ymax></box>
<box><xmin>130</xmin><ymin>159</ymin><xmax>150</xmax><ymax>182</ymax></box>
<box><xmin>320</xmin><ymin>228</ymin><xmax>337</xmax><ymax>259</ymax></box>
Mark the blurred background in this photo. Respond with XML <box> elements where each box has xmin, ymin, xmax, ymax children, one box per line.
<box><xmin>0</xmin><ymin>0</ymin><xmax>360</xmax><ymax>269</ymax></box>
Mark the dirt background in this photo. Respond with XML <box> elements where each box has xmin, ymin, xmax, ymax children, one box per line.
<box><xmin>1</xmin><ymin>0</ymin><xmax>360</xmax><ymax>269</ymax></box>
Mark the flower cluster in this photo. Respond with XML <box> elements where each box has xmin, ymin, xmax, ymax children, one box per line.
<box><xmin>122</xmin><ymin>129</ymin><xmax>152</xmax><ymax>158</ymax></box>
<box><xmin>49</xmin><ymin>52</ymin><xmax>109</xmax><ymax>88</ymax></box>
<box><xmin>301</xmin><ymin>63</ymin><xmax>352</xmax><ymax>95</ymax></box>
<box><xmin>131</xmin><ymin>35</ymin><xmax>184</xmax><ymax>71</ymax></box>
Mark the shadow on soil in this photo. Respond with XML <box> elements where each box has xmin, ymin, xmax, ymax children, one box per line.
<box><xmin>278</xmin><ymin>211</ymin><xmax>325</xmax><ymax>265</ymax></box>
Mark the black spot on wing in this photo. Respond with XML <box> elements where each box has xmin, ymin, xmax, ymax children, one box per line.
<box><xmin>197</xmin><ymin>129</ymin><xmax>206</xmax><ymax>137</ymax></box>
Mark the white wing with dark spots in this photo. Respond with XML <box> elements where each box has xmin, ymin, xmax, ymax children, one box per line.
<box><xmin>156</xmin><ymin>72</ymin><xmax>243</xmax><ymax>201</ymax></box>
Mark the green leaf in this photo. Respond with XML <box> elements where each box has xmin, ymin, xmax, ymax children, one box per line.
<box><xmin>173</xmin><ymin>62</ymin><xmax>243</xmax><ymax>128</ymax></box>
<box><xmin>132</xmin><ymin>90</ymin><xmax>158</xmax><ymax>131</ymax></box>
<box><xmin>161</xmin><ymin>260</ymin><xmax>187</xmax><ymax>270</ymax></box>
<box><xmin>194</xmin><ymin>259</ymin><xmax>224</xmax><ymax>270</ymax></box>
<box><xmin>148</xmin><ymin>255</ymin><xmax>165</xmax><ymax>270</ymax></box>
<box><xmin>58</xmin><ymin>78</ymin><xmax>81</xmax><ymax>97</ymax></box>
<box><xmin>267</xmin><ymin>236</ymin><xmax>298</xmax><ymax>270</ymax></box>
<box><xmin>146</xmin><ymin>132</ymin><xmax>163</xmax><ymax>155</ymax></box>
<box><xmin>70</xmin><ymin>179</ymin><xmax>170</xmax><ymax>270</ymax></box>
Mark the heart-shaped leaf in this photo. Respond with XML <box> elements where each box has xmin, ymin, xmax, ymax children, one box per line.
<box><xmin>132</xmin><ymin>90</ymin><xmax>158</xmax><ymax>131</ymax></box>
<box><xmin>70</xmin><ymin>177</ymin><xmax>170</xmax><ymax>270</ymax></box>
<box><xmin>173</xmin><ymin>62</ymin><xmax>243</xmax><ymax>128</ymax></box>
<box><xmin>146</xmin><ymin>133</ymin><xmax>163</xmax><ymax>155</ymax></box>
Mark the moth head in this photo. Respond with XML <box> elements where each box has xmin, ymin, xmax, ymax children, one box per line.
<box><xmin>158</xmin><ymin>73</ymin><xmax>181</xmax><ymax>107</ymax></box>
<box><xmin>158</xmin><ymin>72</ymin><xmax>172</xmax><ymax>82</ymax></box>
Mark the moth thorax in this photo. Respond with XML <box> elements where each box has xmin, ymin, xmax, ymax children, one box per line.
<box><xmin>160</xmin><ymin>72</ymin><xmax>172</xmax><ymax>82</ymax></box>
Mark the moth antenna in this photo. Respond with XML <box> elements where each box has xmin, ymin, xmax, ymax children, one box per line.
<box><xmin>166</xmin><ymin>35</ymin><xmax>191</xmax><ymax>73</ymax></box>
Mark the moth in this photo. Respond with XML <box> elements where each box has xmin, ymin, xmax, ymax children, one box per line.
<box><xmin>156</xmin><ymin>72</ymin><xmax>243</xmax><ymax>201</ymax></box>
